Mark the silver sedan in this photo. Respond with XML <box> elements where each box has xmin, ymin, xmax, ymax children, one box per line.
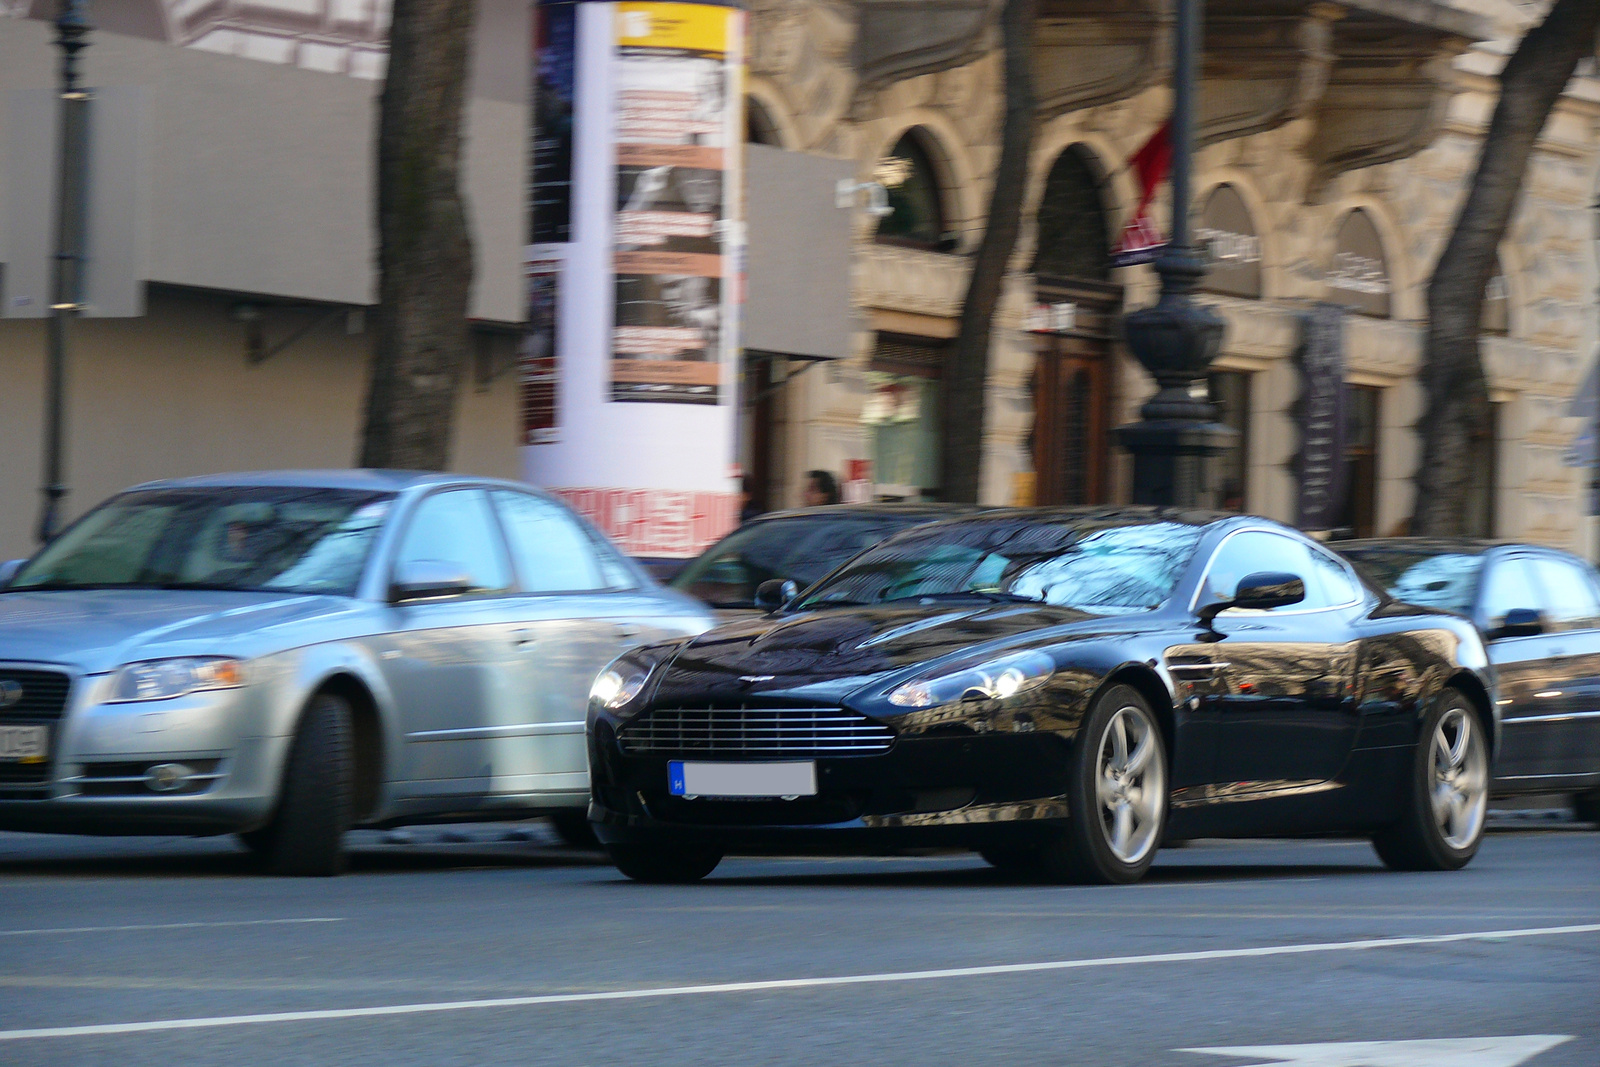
<box><xmin>0</xmin><ymin>471</ymin><xmax>713</xmax><ymax>874</ymax></box>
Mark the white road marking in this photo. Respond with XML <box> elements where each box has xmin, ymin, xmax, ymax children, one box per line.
<box><xmin>1180</xmin><ymin>1035</ymin><xmax>1572</xmax><ymax>1066</ymax></box>
<box><xmin>0</xmin><ymin>918</ymin><xmax>344</xmax><ymax>938</ymax></box>
<box><xmin>0</xmin><ymin>923</ymin><xmax>1595</xmax><ymax>1042</ymax></box>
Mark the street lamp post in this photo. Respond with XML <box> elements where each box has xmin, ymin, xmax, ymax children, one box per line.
<box><xmin>37</xmin><ymin>0</ymin><xmax>92</xmax><ymax>544</ymax></box>
<box><xmin>1114</xmin><ymin>0</ymin><xmax>1233</xmax><ymax>507</ymax></box>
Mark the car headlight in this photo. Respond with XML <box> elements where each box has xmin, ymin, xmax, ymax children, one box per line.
<box><xmin>589</xmin><ymin>654</ymin><xmax>660</xmax><ymax>711</ymax></box>
<box><xmin>108</xmin><ymin>657</ymin><xmax>247</xmax><ymax>703</ymax></box>
<box><xmin>888</xmin><ymin>650</ymin><xmax>1054</xmax><ymax>709</ymax></box>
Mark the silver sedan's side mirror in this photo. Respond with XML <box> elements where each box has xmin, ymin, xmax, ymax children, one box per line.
<box><xmin>0</xmin><ymin>560</ymin><xmax>23</xmax><ymax>588</ymax></box>
<box><xmin>388</xmin><ymin>559</ymin><xmax>473</xmax><ymax>603</ymax></box>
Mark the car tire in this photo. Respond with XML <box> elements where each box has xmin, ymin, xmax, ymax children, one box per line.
<box><xmin>1036</xmin><ymin>684</ymin><xmax>1169</xmax><ymax>885</ymax></box>
<box><xmin>245</xmin><ymin>691</ymin><xmax>353</xmax><ymax>877</ymax></box>
<box><xmin>1572</xmin><ymin>790</ymin><xmax>1600</xmax><ymax>826</ymax></box>
<box><xmin>607</xmin><ymin>844</ymin><xmax>722</xmax><ymax>884</ymax></box>
<box><xmin>1372</xmin><ymin>687</ymin><xmax>1488</xmax><ymax>872</ymax></box>
<box><xmin>549</xmin><ymin>810</ymin><xmax>600</xmax><ymax>849</ymax></box>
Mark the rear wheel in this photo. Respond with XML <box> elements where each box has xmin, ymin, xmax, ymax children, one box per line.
<box><xmin>1372</xmin><ymin>689</ymin><xmax>1487</xmax><ymax>871</ymax></box>
<box><xmin>1036</xmin><ymin>685</ymin><xmax>1168</xmax><ymax>885</ymax></box>
<box><xmin>242</xmin><ymin>691</ymin><xmax>353</xmax><ymax>877</ymax></box>
<box><xmin>607</xmin><ymin>844</ymin><xmax>722</xmax><ymax>884</ymax></box>
<box><xmin>1572</xmin><ymin>790</ymin><xmax>1600</xmax><ymax>826</ymax></box>
<box><xmin>549</xmin><ymin>810</ymin><xmax>600</xmax><ymax>848</ymax></box>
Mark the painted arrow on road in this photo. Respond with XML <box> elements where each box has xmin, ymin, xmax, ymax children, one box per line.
<box><xmin>1179</xmin><ymin>1035</ymin><xmax>1573</xmax><ymax>1067</ymax></box>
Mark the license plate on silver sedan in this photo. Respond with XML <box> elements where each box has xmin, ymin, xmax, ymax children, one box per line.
<box><xmin>0</xmin><ymin>725</ymin><xmax>48</xmax><ymax>764</ymax></box>
<box><xmin>668</xmin><ymin>760</ymin><xmax>817</xmax><ymax>799</ymax></box>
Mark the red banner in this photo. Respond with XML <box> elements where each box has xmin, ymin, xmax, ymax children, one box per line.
<box><xmin>553</xmin><ymin>486</ymin><xmax>738</xmax><ymax>557</ymax></box>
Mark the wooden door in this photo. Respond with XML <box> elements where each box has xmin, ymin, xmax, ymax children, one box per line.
<box><xmin>1033</xmin><ymin>337</ymin><xmax>1111</xmax><ymax>505</ymax></box>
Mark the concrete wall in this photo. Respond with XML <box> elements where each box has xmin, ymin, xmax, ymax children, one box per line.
<box><xmin>0</xmin><ymin>286</ymin><xmax>520</xmax><ymax>560</ymax></box>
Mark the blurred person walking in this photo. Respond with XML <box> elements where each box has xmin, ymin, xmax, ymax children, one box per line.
<box><xmin>804</xmin><ymin>470</ymin><xmax>840</xmax><ymax>507</ymax></box>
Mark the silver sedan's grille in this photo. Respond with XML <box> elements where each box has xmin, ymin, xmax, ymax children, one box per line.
<box><xmin>619</xmin><ymin>707</ymin><xmax>894</xmax><ymax>757</ymax></box>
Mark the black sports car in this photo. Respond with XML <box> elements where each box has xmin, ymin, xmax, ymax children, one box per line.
<box><xmin>1337</xmin><ymin>537</ymin><xmax>1600</xmax><ymax>822</ymax></box>
<box><xmin>587</xmin><ymin>508</ymin><xmax>1497</xmax><ymax>884</ymax></box>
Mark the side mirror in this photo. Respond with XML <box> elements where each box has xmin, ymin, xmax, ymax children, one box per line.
<box><xmin>388</xmin><ymin>559</ymin><xmax>473</xmax><ymax>603</ymax></box>
<box><xmin>1198</xmin><ymin>571</ymin><xmax>1305</xmax><ymax>627</ymax></box>
<box><xmin>754</xmin><ymin>578</ymin><xmax>799</xmax><ymax>612</ymax></box>
<box><xmin>0</xmin><ymin>560</ymin><xmax>23</xmax><ymax>588</ymax></box>
<box><xmin>1491</xmin><ymin>607</ymin><xmax>1544</xmax><ymax>640</ymax></box>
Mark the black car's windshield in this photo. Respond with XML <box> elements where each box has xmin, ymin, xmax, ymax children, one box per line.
<box><xmin>1340</xmin><ymin>547</ymin><xmax>1485</xmax><ymax>614</ymax></box>
<box><xmin>671</xmin><ymin>515</ymin><xmax>924</xmax><ymax>607</ymax></box>
<box><xmin>10</xmin><ymin>487</ymin><xmax>394</xmax><ymax>597</ymax></box>
<box><xmin>796</xmin><ymin>519</ymin><xmax>1204</xmax><ymax>614</ymax></box>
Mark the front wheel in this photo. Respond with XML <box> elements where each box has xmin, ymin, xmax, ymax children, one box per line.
<box><xmin>1036</xmin><ymin>684</ymin><xmax>1168</xmax><ymax>885</ymax></box>
<box><xmin>245</xmin><ymin>691</ymin><xmax>353</xmax><ymax>877</ymax></box>
<box><xmin>607</xmin><ymin>844</ymin><xmax>722</xmax><ymax>884</ymax></box>
<box><xmin>1372</xmin><ymin>689</ymin><xmax>1488</xmax><ymax>871</ymax></box>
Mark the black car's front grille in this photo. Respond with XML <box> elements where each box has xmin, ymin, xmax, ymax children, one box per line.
<box><xmin>619</xmin><ymin>706</ymin><xmax>895</xmax><ymax>757</ymax></box>
<box><xmin>0</xmin><ymin>667</ymin><xmax>72</xmax><ymax>795</ymax></box>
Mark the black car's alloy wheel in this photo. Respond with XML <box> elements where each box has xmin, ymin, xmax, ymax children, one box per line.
<box><xmin>1035</xmin><ymin>684</ymin><xmax>1168</xmax><ymax>885</ymax></box>
<box><xmin>1372</xmin><ymin>687</ymin><xmax>1487</xmax><ymax>871</ymax></box>
<box><xmin>608</xmin><ymin>844</ymin><xmax>723</xmax><ymax>884</ymax></box>
<box><xmin>239</xmin><ymin>691</ymin><xmax>353</xmax><ymax>877</ymax></box>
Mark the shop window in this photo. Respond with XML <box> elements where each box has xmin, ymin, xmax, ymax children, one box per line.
<box><xmin>1463</xmin><ymin>402</ymin><xmax>1500</xmax><ymax>538</ymax></box>
<box><xmin>1482</xmin><ymin>262</ymin><xmax>1510</xmax><ymax>336</ymax></box>
<box><xmin>1328</xmin><ymin>210</ymin><xmax>1392</xmax><ymax>319</ymax></box>
<box><xmin>865</xmin><ymin>335</ymin><xmax>945</xmax><ymax>499</ymax></box>
<box><xmin>1209</xmin><ymin>371</ymin><xmax>1252</xmax><ymax>512</ymax></box>
<box><xmin>874</xmin><ymin>130</ymin><xmax>950</xmax><ymax>250</ymax></box>
<box><xmin>1338</xmin><ymin>385</ymin><xmax>1381</xmax><ymax>538</ymax></box>
<box><xmin>1032</xmin><ymin>144</ymin><xmax>1111</xmax><ymax>282</ymax></box>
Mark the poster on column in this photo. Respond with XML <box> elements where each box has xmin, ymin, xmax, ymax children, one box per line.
<box><xmin>611</xmin><ymin>2</ymin><xmax>740</xmax><ymax>404</ymax></box>
<box><xmin>520</xmin><ymin>252</ymin><xmax>562</xmax><ymax>445</ymax></box>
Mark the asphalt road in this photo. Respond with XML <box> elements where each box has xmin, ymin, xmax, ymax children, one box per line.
<box><xmin>0</xmin><ymin>821</ymin><xmax>1594</xmax><ymax>1067</ymax></box>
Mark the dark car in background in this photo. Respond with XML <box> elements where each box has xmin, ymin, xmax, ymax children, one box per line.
<box><xmin>589</xmin><ymin>509</ymin><xmax>1498</xmax><ymax>885</ymax></box>
<box><xmin>1337</xmin><ymin>538</ymin><xmax>1600</xmax><ymax>822</ymax></box>
<box><xmin>668</xmin><ymin>504</ymin><xmax>984</xmax><ymax>612</ymax></box>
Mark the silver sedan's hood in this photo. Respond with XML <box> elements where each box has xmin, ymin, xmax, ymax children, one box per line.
<box><xmin>0</xmin><ymin>589</ymin><xmax>361</xmax><ymax>674</ymax></box>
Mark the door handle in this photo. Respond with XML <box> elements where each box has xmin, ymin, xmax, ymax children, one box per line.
<box><xmin>616</xmin><ymin>624</ymin><xmax>640</xmax><ymax>640</ymax></box>
<box><xmin>512</xmin><ymin>628</ymin><xmax>536</xmax><ymax>649</ymax></box>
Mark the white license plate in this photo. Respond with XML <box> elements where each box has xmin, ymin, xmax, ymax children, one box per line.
<box><xmin>0</xmin><ymin>725</ymin><xmax>48</xmax><ymax>764</ymax></box>
<box><xmin>668</xmin><ymin>760</ymin><xmax>817</xmax><ymax>799</ymax></box>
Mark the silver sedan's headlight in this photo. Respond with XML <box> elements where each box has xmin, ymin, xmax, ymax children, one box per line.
<box><xmin>107</xmin><ymin>657</ymin><xmax>247</xmax><ymax>703</ymax></box>
<box><xmin>888</xmin><ymin>650</ymin><xmax>1054</xmax><ymax>709</ymax></box>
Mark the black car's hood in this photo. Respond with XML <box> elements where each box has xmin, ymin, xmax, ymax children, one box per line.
<box><xmin>652</xmin><ymin>601</ymin><xmax>1100</xmax><ymax>704</ymax></box>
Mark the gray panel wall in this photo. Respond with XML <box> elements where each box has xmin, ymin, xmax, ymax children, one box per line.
<box><xmin>745</xmin><ymin>144</ymin><xmax>854</xmax><ymax>360</ymax></box>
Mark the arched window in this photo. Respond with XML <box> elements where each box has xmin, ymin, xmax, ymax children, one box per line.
<box><xmin>1328</xmin><ymin>209</ymin><xmax>1392</xmax><ymax>318</ymax></box>
<box><xmin>746</xmin><ymin>96</ymin><xmax>781</xmax><ymax>147</ymax></box>
<box><xmin>1032</xmin><ymin>144</ymin><xmax>1111</xmax><ymax>281</ymax></box>
<box><xmin>874</xmin><ymin>130</ymin><xmax>949</xmax><ymax>250</ymax></box>
<box><xmin>1197</xmin><ymin>184</ymin><xmax>1262</xmax><ymax>299</ymax></box>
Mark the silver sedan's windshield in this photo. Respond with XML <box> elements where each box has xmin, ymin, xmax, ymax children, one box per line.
<box><xmin>797</xmin><ymin>520</ymin><xmax>1203</xmax><ymax>615</ymax></box>
<box><xmin>10</xmin><ymin>487</ymin><xmax>394</xmax><ymax>596</ymax></box>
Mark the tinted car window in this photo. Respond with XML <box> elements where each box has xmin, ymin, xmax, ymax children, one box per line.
<box><xmin>1342</xmin><ymin>548</ymin><xmax>1484</xmax><ymax>614</ymax></box>
<box><xmin>1478</xmin><ymin>557</ymin><xmax>1539</xmax><ymax>629</ymax></box>
<box><xmin>395</xmin><ymin>490</ymin><xmax>510</xmax><ymax>592</ymax></box>
<box><xmin>672</xmin><ymin>517</ymin><xmax>911</xmax><ymax>607</ymax></box>
<box><xmin>1202</xmin><ymin>531</ymin><xmax>1333</xmax><ymax>610</ymax></box>
<box><xmin>1309</xmin><ymin>547</ymin><xmax>1362</xmax><ymax>606</ymax></box>
<box><xmin>1527</xmin><ymin>556</ymin><xmax>1600</xmax><ymax>630</ymax></box>
<box><xmin>492</xmin><ymin>490</ymin><xmax>606</xmax><ymax>593</ymax></box>
<box><xmin>799</xmin><ymin>520</ymin><xmax>1202</xmax><ymax>615</ymax></box>
<box><xmin>11</xmin><ymin>488</ymin><xmax>392</xmax><ymax>596</ymax></box>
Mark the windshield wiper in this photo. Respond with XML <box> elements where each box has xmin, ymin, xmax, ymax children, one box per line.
<box><xmin>884</xmin><ymin>591</ymin><xmax>1044</xmax><ymax>605</ymax></box>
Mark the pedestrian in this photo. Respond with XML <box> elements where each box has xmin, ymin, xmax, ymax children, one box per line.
<box><xmin>739</xmin><ymin>474</ymin><xmax>761</xmax><ymax>523</ymax></box>
<box><xmin>804</xmin><ymin>470</ymin><xmax>839</xmax><ymax>507</ymax></box>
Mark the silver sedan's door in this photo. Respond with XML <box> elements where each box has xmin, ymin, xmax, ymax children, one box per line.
<box><xmin>486</xmin><ymin>491</ymin><xmax>651</xmax><ymax>798</ymax></box>
<box><xmin>376</xmin><ymin>489</ymin><xmax>517</xmax><ymax>796</ymax></box>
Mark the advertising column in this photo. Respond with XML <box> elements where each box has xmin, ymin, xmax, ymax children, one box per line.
<box><xmin>525</xmin><ymin>0</ymin><xmax>745</xmax><ymax>558</ymax></box>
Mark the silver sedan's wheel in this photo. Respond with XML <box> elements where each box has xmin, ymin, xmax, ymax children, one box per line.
<box><xmin>1430</xmin><ymin>707</ymin><xmax>1487</xmax><ymax>850</ymax></box>
<box><xmin>1096</xmin><ymin>704</ymin><xmax>1166</xmax><ymax>866</ymax></box>
<box><xmin>1033</xmin><ymin>683</ymin><xmax>1169</xmax><ymax>885</ymax></box>
<box><xmin>1373</xmin><ymin>688</ymin><xmax>1487</xmax><ymax>872</ymax></box>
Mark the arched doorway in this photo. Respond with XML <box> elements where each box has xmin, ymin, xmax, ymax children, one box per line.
<box><xmin>1029</xmin><ymin>144</ymin><xmax>1121</xmax><ymax>506</ymax></box>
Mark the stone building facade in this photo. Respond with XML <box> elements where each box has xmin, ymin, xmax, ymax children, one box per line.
<box><xmin>742</xmin><ymin>0</ymin><xmax>1600</xmax><ymax>553</ymax></box>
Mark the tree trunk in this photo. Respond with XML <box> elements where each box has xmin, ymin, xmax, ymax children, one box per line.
<box><xmin>939</xmin><ymin>0</ymin><xmax>1036</xmax><ymax>503</ymax></box>
<box><xmin>358</xmin><ymin>0</ymin><xmax>478</xmax><ymax>471</ymax></box>
<box><xmin>1413</xmin><ymin>0</ymin><xmax>1600</xmax><ymax>535</ymax></box>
